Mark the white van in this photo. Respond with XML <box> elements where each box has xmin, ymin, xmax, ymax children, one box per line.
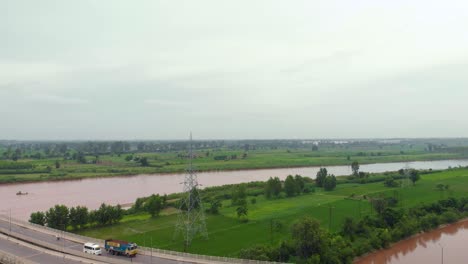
<box><xmin>83</xmin><ymin>242</ymin><xmax>102</xmax><ymax>255</ymax></box>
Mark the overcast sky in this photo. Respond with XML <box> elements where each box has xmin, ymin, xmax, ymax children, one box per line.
<box><xmin>1</xmin><ymin>0</ymin><xmax>467</xmax><ymax>140</ymax></box>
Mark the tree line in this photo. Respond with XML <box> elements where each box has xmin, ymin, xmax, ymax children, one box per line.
<box><xmin>29</xmin><ymin>203</ymin><xmax>124</xmax><ymax>230</ymax></box>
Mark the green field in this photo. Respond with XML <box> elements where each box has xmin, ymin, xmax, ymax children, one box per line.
<box><xmin>1</xmin><ymin>143</ymin><xmax>467</xmax><ymax>184</ymax></box>
<box><xmin>76</xmin><ymin>168</ymin><xmax>468</xmax><ymax>257</ymax></box>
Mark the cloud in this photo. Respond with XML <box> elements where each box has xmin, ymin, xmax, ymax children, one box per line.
<box><xmin>26</xmin><ymin>94</ymin><xmax>88</xmax><ymax>105</ymax></box>
<box><xmin>143</xmin><ymin>99</ymin><xmax>187</xmax><ymax>107</ymax></box>
<box><xmin>0</xmin><ymin>62</ymin><xmax>66</xmax><ymax>86</ymax></box>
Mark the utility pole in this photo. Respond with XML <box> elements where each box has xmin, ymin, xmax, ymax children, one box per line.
<box><xmin>9</xmin><ymin>208</ymin><xmax>11</xmax><ymax>239</ymax></box>
<box><xmin>358</xmin><ymin>199</ymin><xmax>361</xmax><ymax>219</ymax></box>
<box><xmin>439</xmin><ymin>243</ymin><xmax>444</xmax><ymax>264</ymax></box>
<box><xmin>270</xmin><ymin>219</ymin><xmax>273</xmax><ymax>244</ymax></box>
<box><xmin>442</xmin><ymin>246</ymin><xmax>444</xmax><ymax>264</ymax></box>
<box><xmin>62</xmin><ymin>226</ymin><xmax>65</xmax><ymax>263</ymax></box>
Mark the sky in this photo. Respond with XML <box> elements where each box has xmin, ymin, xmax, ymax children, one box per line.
<box><xmin>1</xmin><ymin>0</ymin><xmax>468</xmax><ymax>140</ymax></box>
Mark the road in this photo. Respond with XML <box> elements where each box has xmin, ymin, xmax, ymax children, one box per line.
<box><xmin>0</xmin><ymin>234</ymin><xmax>85</xmax><ymax>264</ymax></box>
<box><xmin>0</xmin><ymin>218</ymin><xmax>198</xmax><ymax>264</ymax></box>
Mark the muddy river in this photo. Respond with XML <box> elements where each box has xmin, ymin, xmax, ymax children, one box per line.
<box><xmin>355</xmin><ymin>219</ymin><xmax>468</xmax><ymax>264</ymax></box>
<box><xmin>1</xmin><ymin>159</ymin><xmax>468</xmax><ymax>220</ymax></box>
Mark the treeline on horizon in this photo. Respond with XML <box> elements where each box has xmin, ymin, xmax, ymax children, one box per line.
<box><xmin>1</xmin><ymin>138</ymin><xmax>467</xmax><ymax>161</ymax></box>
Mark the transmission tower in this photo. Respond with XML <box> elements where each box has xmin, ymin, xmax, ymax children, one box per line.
<box><xmin>174</xmin><ymin>133</ymin><xmax>208</xmax><ymax>251</ymax></box>
<box><xmin>400</xmin><ymin>160</ymin><xmax>412</xmax><ymax>207</ymax></box>
<box><xmin>403</xmin><ymin>161</ymin><xmax>411</xmax><ymax>188</ymax></box>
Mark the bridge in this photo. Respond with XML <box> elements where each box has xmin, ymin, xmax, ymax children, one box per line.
<box><xmin>0</xmin><ymin>215</ymin><xmax>276</xmax><ymax>264</ymax></box>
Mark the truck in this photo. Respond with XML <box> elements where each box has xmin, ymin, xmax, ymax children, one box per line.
<box><xmin>104</xmin><ymin>239</ymin><xmax>138</xmax><ymax>257</ymax></box>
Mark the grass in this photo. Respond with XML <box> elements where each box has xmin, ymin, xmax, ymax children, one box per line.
<box><xmin>76</xmin><ymin>167</ymin><xmax>468</xmax><ymax>257</ymax></box>
<box><xmin>1</xmin><ymin>145</ymin><xmax>467</xmax><ymax>184</ymax></box>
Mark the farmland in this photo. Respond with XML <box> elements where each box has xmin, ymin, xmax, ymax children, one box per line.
<box><xmin>76</xmin><ymin>167</ymin><xmax>468</xmax><ymax>258</ymax></box>
<box><xmin>1</xmin><ymin>139</ymin><xmax>468</xmax><ymax>184</ymax></box>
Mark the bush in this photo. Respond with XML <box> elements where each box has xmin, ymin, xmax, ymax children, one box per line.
<box><xmin>323</xmin><ymin>175</ymin><xmax>337</xmax><ymax>191</ymax></box>
<box><xmin>239</xmin><ymin>245</ymin><xmax>274</xmax><ymax>261</ymax></box>
<box><xmin>419</xmin><ymin>214</ymin><xmax>440</xmax><ymax>231</ymax></box>
<box><xmin>441</xmin><ymin>209</ymin><xmax>459</xmax><ymax>223</ymax></box>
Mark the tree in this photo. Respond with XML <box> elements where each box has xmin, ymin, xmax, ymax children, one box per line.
<box><xmin>55</xmin><ymin>160</ymin><xmax>61</xmax><ymax>169</ymax></box>
<box><xmin>69</xmin><ymin>206</ymin><xmax>89</xmax><ymax>230</ymax></box>
<box><xmin>110</xmin><ymin>141</ymin><xmax>125</xmax><ymax>154</ymax></box>
<box><xmin>133</xmin><ymin>197</ymin><xmax>145</xmax><ymax>212</ymax></box>
<box><xmin>179</xmin><ymin>187</ymin><xmax>202</xmax><ymax>211</ymax></box>
<box><xmin>291</xmin><ymin>217</ymin><xmax>326</xmax><ymax>259</ymax></box>
<box><xmin>323</xmin><ymin>175</ymin><xmax>337</xmax><ymax>191</ymax></box>
<box><xmin>140</xmin><ymin>157</ymin><xmax>149</xmax><ymax>166</ymax></box>
<box><xmin>95</xmin><ymin>203</ymin><xmax>112</xmax><ymax>225</ymax></box>
<box><xmin>29</xmin><ymin>212</ymin><xmax>46</xmax><ymax>226</ymax></box>
<box><xmin>316</xmin><ymin>168</ymin><xmax>328</xmax><ymax>187</ymax></box>
<box><xmin>265</xmin><ymin>177</ymin><xmax>282</xmax><ymax>199</ymax></box>
<box><xmin>145</xmin><ymin>194</ymin><xmax>163</xmax><ymax>217</ymax></box>
<box><xmin>236</xmin><ymin>204</ymin><xmax>248</xmax><ymax>220</ymax></box>
<box><xmin>232</xmin><ymin>185</ymin><xmax>247</xmax><ymax>206</ymax></box>
<box><xmin>45</xmin><ymin>205</ymin><xmax>69</xmax><ymax>230</ymax></box>
<box><xmin>294</xmin><ymin>175</ymin><xmax>305</xmax><ymax>194</ymax></box>
<box><xmin>208</xmin><ymin>199</ymin><xmax>222</xmax><ymax>214</ymax></box>
<box><xmin>76</xmin><ymin>152</ymin><xmax>87</xmax><ymax>164</ymax></box>
<box><xmin>341</xmin><ymin>217</ymin><xmax>356</xmax><ymax>239</ymax></box>
<box><xmin>409</xmin><ymin>170</ymin><xmax>420</xmax><ymax>185</ymax></box>
<box><xmin>94</xmin><ymin>203</ymin><xmax>122</xmax><ymax>225</ymax></box>
<box><xmin>351</xmin><ymin>161</ymin><xmax>360</xmax><ymax>176</ymax></box>
<box><xmin>110</xmin><ymin>204</ymin><xmax>124</xmax><ymax>223</ymax></box>
<box><xmin>381</xmin><ymin>208</ymin><xmax>402</xmax><ymax>228</ymax></box>
<box><xmin>284</xmin><ymin>175</ymin><xmax>298</xmax><ymax>197</ymax></box>
<box><xmin>384</xmin><ymin>176</ymin><xmax>400</xmax><ymax>187</ymax></box>
<box><xmin>88</xmin><ymin>210</ymin><xmax>98</xmax><ymax>226</ymax></box>
<box><xmin>12</xmin><ymin>148</ymin><xmax>21</xmax><ymax>161</ymax></box>
<box><xmin>371</xmin><ymin>198</ymin><xmax>387</xmax><ymax>215</ymax></box>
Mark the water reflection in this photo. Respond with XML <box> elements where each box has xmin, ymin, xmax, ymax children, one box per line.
<box><xmin>355</xmin><ymin>220</ymin><xmax>468</xmax><ymax>264</ymax></box>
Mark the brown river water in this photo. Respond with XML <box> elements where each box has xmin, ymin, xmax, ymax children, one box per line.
<box><xmin>1</xmin><ymin>159</ymin><xmax>468</xmax><ymax>220</ymax></box>
<box><xmin>355</xmin><ymin>219</ymin><xmax>468</xmax><ymax>264</ymax></box>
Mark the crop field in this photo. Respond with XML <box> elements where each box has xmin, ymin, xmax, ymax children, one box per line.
<box><xmin>0</xmin><ymin>143</ymin><xmax>466</xmax><ymax>184</ymax></box>
<box><xmin>77</xmin><ymin>168</ymin><xmax>468</xmax><ymax>257</ymax></box>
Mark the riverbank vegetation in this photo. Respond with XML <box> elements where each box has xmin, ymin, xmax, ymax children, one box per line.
<box><xmin>29</xmin><ymin>203</ymin><xmax>125</xmax><ymax>230</ymax></box>
<box><xmin>2</xmin><ymin>139</ymin><xmax>468</xmax><ymax>184</ymax></box>
<box><xmin>27</xmin><ymin>166</ymin><xmax>468</xmax><ymax>262</ymax></box>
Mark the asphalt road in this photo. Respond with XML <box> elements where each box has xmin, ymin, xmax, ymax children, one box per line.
<box><xmin>0</xmin><ymin>218</ymin><xmax>189</xmax><ymax>264</ymax></box>
<box><xmin>0</xmin><ymin>235</ymin><xmax>83</xmax><ymax>264</ymax></box>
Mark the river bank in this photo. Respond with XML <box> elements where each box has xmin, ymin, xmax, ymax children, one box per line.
<box><xmin>2</xmin><ymin>159</ymin><xmax>468</xmax><ymax>221</ymax></box>
<box><xmin>0</xmin><ymin>157</ymin><xmax>468</xmax><ymax>186</ymax></box>
<box><xmin>354</xmin><ymin>218</ymin><xmax>468</xmax><ymax>264</ymax></box>
<box><xmin>1</xmin><ymin>152</ymin><xmax>466</xmax><ymax>185</ymax></box>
